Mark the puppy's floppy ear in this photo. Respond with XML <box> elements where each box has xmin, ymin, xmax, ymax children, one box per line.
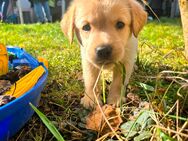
<box><xmin>129</xmin><ymin>0</ymin><xmax>147</xmax><ymax>37</ymax></box>
<box><xmin>60</xmin><ymin>3</ymin><xmax>75</xmax><ymax>43</ymax></box>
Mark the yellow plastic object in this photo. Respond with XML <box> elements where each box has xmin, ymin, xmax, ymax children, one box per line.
<box><xmin>38</xmin><ymin>57</ymin><xmax>48</xmax><ymax>69</ymax></box>
<box><xmin>0</xmin><ymin>44</ymin><xmax>8</xmax><ymax>76</ymax></box>
<box><xmin>5</xmin><ymin>66</ymin><xmax>45</xmax><ymax>98</ymax></box>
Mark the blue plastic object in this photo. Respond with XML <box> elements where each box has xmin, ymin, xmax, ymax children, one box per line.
<box><xmin>0</xmin><ymin>46</ymin><xmax>48</xmax><ymax>140</ymax></box>
<box><xmin>7</xmin><ymin>46</ymin><xmax>39</xmax><ymax>69</ymax></box>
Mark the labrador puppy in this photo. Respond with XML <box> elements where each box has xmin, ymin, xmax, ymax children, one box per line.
<box><xmin>61</xmin><ymin>0</ymin><xmax>147</xmax><ymax>108</ymax></box>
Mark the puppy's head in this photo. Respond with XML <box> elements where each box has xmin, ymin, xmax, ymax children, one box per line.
<box><xmin>61</xmin><ymin>0</ymin><xmax>147</xmax><ymax>68</ymax></box>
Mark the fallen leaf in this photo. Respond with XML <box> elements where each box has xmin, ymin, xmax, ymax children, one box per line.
<box><xmin>134</xmin><ymin>131</ymin><xmax>152</xmax><ymax>141</ymax></box>
<box><xmin>0</xmin><ymin>80</ymin><xmax>11</xmax><ymax>95</ymax></box>
<box><xmin>126</xmin><ymin>93</ymin><xmax>141</xmax><ymax>106</ymax></box>
<box><xmin>86</xmin><ymin>105</ymin><xmax>122</xmax><ymax>134</ymax></box>
<box><xmin>0</xmin><ymin>65</ymin><xmax>31</xmax><ymax>83</ymax></box>
<box><xmin>121</xmin><ymin>121</ymin><xmax>139</xmax><ymax>138</ymax></box>
<box><xmin>138</xmin><ymin>82</ymin><xmax>154</xmax><ymax>92</ymax></box>
<box><xmin>139</xmin><ymin>101</ymin><xmax>150</xmax><ymax>110</ymax></box>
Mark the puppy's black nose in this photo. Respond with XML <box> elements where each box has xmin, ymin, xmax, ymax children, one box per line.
<box><xmin>96</xmin><ymin>45</ymin><xmax>112</xmax><ymax>60</ymax></box>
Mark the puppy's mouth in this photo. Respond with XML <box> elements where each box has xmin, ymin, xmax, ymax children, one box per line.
<box><xmin>96</xmin><ymin>60</ymin><xmax>115</xmax><ymax>67</ymax></box>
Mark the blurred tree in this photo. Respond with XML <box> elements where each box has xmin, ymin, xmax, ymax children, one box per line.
<box><xmin>179</xmin><ymin>0</ymin><xmax>188</xmax><ymax>60</ymax></box>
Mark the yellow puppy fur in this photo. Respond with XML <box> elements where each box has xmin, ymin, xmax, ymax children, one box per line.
<box><xmin>61</xmin><ymin>0</ymin><xmax>147</xmax><ymax>108</ymax></box>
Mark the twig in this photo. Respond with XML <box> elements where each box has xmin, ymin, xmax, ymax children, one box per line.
<box><xmin>160</xmin><ymin>101</ymin><xmax>177</xmax><ymax>122</ymax></box>
<box><xmin>178</xmin><ymin>120</ymin><xmax>188</xmax><ymax>134</ymax></box>
<box><xmin>100</xmin><ymin>115</ymin><xmax>120</xmax><ymax>133</ymax></box>
<box><xmin>155</xmin><ymin>125</ymin><xmax>188</xmax><ymax>138</ymax></box>
<box><xmin>136</xmin><ymin>75</ymin><xmax>188</xmax><ymax>82</ymax></box>
<box><xmin>177</xmin><ymin>84</ymin><xmax>188</xmax><ymax>98</ymax></box>
<box><xmin>159</xmin><ymin>80</ymin><xmax>174</xmax><ymax>107</ymax></box>
<box><xmin>48</xmin><ymin>101</ymin><xmax>66</xmax><ymax>110</ymax></box>
<box><xmin>66</xmin><ymin>121</ymin><xmax>84</xmax><ymax>133</ymax></box>
<box><xmin>160</xmin><ymin>70</ymin><xmax>188</xmax><ymax>74</ymax></box>
<box><xmin>96</xmin><ymin>132</ymin><xmax>113</xmax><ymax>141</ymax></box>
<box><xmin>101</xmin><ymin>66</ymin><xmax>106</xmax><ymax>104</ymax></box>
<box><xmin>176</xmin><ymin>100</ymin><xmax>180</xmax><ymax>140</ymax></box>
<box><xmin>15</xmin><ymin>129</ymin><xmax>24</xmax><ymax>141</ymax></box>
<box><xmin>173</xmin><ymin>107</ymin><xmax>188</xmax><ymax>139</ymax></box>
<box><xmin>141</xmin><ymin>0</ymin><xmax>160</xmax><ymax>22</ymax></box>
<box><xmin>180</xmin><ymin>87</ymin><xmax>188</xmax><ymax>113</ymax></box>
<box><xmin>136</xmin><ymin>74</ymin><xmax>188</xmax><ymax>85</ymax></box>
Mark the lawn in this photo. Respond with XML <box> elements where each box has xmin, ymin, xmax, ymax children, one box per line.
<box><xmin>0</xmin><ymin>18</ymin><xmax>188</xmax><ymax>141</ymax></box>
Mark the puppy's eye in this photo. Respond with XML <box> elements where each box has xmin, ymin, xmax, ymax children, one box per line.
<box><xmin>116</xmin><ymin>21</ymin><xmax>125</xmax><ymax>29</ymax></box>
<box><xmin>82</xmin><ymin>23</ymin><xmax>91</xmax><ymax>31</ymax></box>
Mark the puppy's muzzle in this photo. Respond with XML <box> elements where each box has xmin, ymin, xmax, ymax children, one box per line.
<box><xmin>95</xmin><ymin>44</ymin><xmax>112</xmax><ymax>62</ymax></box>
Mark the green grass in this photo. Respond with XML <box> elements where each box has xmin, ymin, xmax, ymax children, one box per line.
<box><xmin>138</xmin><ymin>18</ymin><xmax>187</xmax><ymax>71</ymax></box>
<box><xmin>1</xmin><ymin>18</ymin><xmax>188</xmax><ymax>140</ymax></box>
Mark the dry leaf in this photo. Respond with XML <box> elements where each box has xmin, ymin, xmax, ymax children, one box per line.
<box><xmin>126</xmin><ymin>93</ymin><xmax>141</xmax><ymax>106</ymax></box>
<box><xmin>86</xmin><ymin>104</ymin><xmax>122</xmax><ymax>134</ymax></box>
<box><xmin>139</xmin><ymin>101</ymin><xmax>150</xmax><ymax>110</ymax></box>
<box><xmin>0</xmin><ymin>80</ymin><xmax>11</xmax><ymax>95</ymax></box>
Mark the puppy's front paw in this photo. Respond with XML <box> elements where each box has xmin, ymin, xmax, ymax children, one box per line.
<box><xmin>107</xmin><ymin>95</ymin><xmax>125</xmax><ymax>107</ymax></box>
<box><xmin>81</xmin><ymin>95</ymin><xmax>102</xmax><ymax>109</ymax></box>
<box><xmin>81</xmin><ymin>95</ymin><xmax>95</xmax><ymax>108</ymax></box>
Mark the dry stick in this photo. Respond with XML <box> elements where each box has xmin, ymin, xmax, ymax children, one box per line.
<box><xmin>179</xmin><ymin>85</ymin><xmax>188</xmax><ymax>113</ymax></box>
<box><xmin>102</xmin><ymin>68</ymin><xmax>106</xmax><ymax>104</ymax></box>
<box><xmin>43</xmin><ymin>128</ymin><xmax>48</xmax><ymax>141</ymax></box>
<box><xmin>165</xmin><ymin>75</ymin><xmax>188</xmax><ymax>83</ymax></box>
<box><xmin>15</xmin><ymin>129</ymin><xmax>24</xmax><ymax>141</ymax></box>
<box><xmin>177</xmin><ymin>120</ymin><xmax>188</xmax><ymax>136</ymax></box>
<box><xmin>160</xmin><ymin>70</ymin><xmax>188</xmax><ymax>75</ymax></box>
<box><xmin>177</xmin><ymin>84</ymin><xmax>188</xmax><ymax>98</ymax></box>
<box><xmin>96</xmin><ymin>132</ymin><xmax>113</xmax><ymax>141</ymax></box>
<box><xmin>180</xmin><ymin>121</ymin><xmax>188</xmax><ymax>132</ymax></box>
<box><xmin>93</xmin><ymin>67</ymin><xmax>123</xmax><ymax>141</ymax></box>
<box><xmin>138</xmin><ymin>75</ymin><xmax>188</xmax><ymax>86</ymax></box>
<box><xmin>155</xmin><ymin>125</ymin><xmax>188</xmax><ymax>138</ymax></box>
<box><xmin>159</xmin><ymin>100</ymin><xmax>179</xmax><ymax>137</ymax></box>
<box><xmin>136</xmin><ymin>75</ymin><xmax>188</xmax><ymax>80</ymax></box>
<box><xmin>173</xmin><ymin>107</ymin><xmax>188</xmax><ymax>139</ymax></box>
<box><xmin>174</xmin><ymin>85</ymin><xmax>188</xmax><ymax>139</ymax></box>
<box><xmin>100</xmin><ymin>115</ymin><xmax>120</xmax><ymax>134</ymax></box>
<box><xmin>159</xmin><ymin>80</ymin><xmax>174</xmax><ymax>107</ymax></box>
<box><xmin>150</xmin><ymin>128</ymin><xmax>156</xmax><ymax>141</ymax></box>
<box><xmin>162</xmin><ymin>50</ymin><xmax>175</xmax><ymax>59</ymax></box>
<box><xmin>49</xmin><ymin>101</ymin><xmax>66</xmax><ymax>110</ymax></box>
<box><xmin>141</xmin><ymin>0</ymin><xmax>160</xmax><ymax>22</ymax></box>
<box><xmin>160</xmin><ymin>101</ymin><xmax>177</xmax><ymax>122</ymax></box>
<box><xmin>66</xmin><ymin>121</ymin><xmax>85</xmax><ymax>134</ymax></box>
<box><xmin>176</xmin><ymin>100</ymin><xmax>180</xmax><ymax>140</ymax></box>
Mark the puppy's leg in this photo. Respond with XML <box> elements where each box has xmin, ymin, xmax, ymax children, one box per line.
<box><xmin>81</xmin><ymin>60</ymin><xmax>102</xmax><ymax>108</ymax></box>
<box><xmin>124</xmin><ymin>61</ymin><xmax>135</xmax><ymax>86</ymax></box>
<box><xmin>107</xmin><ymin>66</ymin><xmax>123</xmax><ymax>106</ymax></box>
<box><xmin>108</xmin><ymin>62</ymin><xmax>134</xmax><ymax>106</ymax></box>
